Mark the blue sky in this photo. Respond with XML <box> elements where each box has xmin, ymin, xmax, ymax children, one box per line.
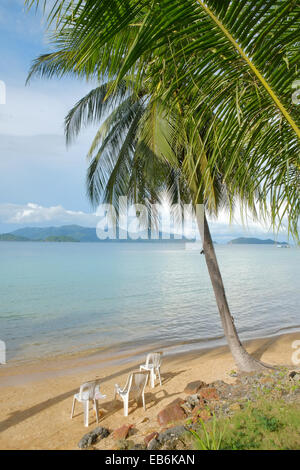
<box><xmin>0</xmin><ymin>1</ymin><xmax>290</xmax><ymax>242</ymax></box>
<box><xmin>0</xmin><ymin>1</ymin><xmax>99</xmax><ymax>229</ymax></box>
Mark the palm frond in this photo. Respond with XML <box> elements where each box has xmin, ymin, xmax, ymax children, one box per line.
<box><xmin>27</xmin><ymin>0</ymin><xmax>300</xmax><ymax>236</ymax></box>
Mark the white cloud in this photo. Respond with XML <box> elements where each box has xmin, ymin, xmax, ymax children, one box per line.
<box><xmin>208</xmin><ymin>209</ymin><xmax>271</xmax><ymax>235</ymax></box>
<box><xmin>0</xmin><ymin>202</ymin><xmax>99</xmax><ymax>227</ymax></box>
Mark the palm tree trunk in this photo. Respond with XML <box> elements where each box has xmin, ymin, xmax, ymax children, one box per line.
<box><xmin>196</xmin><ymin>209</ymin><xmax>270</xmax><ymax>372</ymax></box>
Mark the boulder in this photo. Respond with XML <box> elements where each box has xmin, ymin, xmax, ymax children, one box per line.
<box><xmin>113</xmin><ymin>424</ymin><xmax>133</xmax><ymax>440</ymax></box>
<box><xmin>289</xmin><ymin>371</ymin><xmax>300</xmax><ymax>380</ymax></box>
<box><xmin>144</xmin><ymin>432</ymin><xmax>159</xmax><ymax>446</ymax></box>
<box><xmin>78</xmin><ymin>426</ymin><xmax>110</xmax><ymax>449</ymax></box>
<box><xmin>209</xmin><ymin>380</ymin><xmax>234</xmax><ymax>398</ymax></box>
<box><xmin>147</xmin><ymin>437</ymin><xmax>160</xmax><ymax>450</ymax></box>
<box><xmin>180</xmin><ymin>402</ymin><xmax>193</xmax><ymax>415</ymax></box>
<box><xmin>184</xmin><ymin>380</ymin><xmax>207</xmax><ymax>394</ymax></box>
<box><xmin>157</xmin><ymin>398</ymin><xmax>186</xmax><ymax>426</ymax></box>
<box><xmin>116</xmin><ymin>439</ymin><xmax>135</xmax><ymax>450</ymax></box>
<box><xmin>156</xmin><ymin>425</ymin><xmax>187</xmax><ymax>450</ymax></box>
<box><xmin>199</xmin><ymin>409</ymin><xmax>211</xmax><ymax>422</ymax></box>
<box><xmin>192</xmin><ymin>405</ymin><xmax>204</xmax><ymax>416</ymax></box>
<box><xmin>199</xmin><ymin>387</ymin><xmax>219</xmax><ymax>401</ymax></box>
<box><xmin>158</xmin><ymin>425</ymin><xmax>187</xmax><ymax>444</ymax></box>
<box><xmin>186</xmin><ymin>394</ymin><xmax>200</xmax><ymax>407</ymax></box>
<box><xmin>132</xmin><ymin>443</ymin><xmax>146</xmax><ymax>450</ymax></box>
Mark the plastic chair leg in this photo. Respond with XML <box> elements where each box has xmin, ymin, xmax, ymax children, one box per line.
<box><xmin>71</xmin><ymin>397</ymin><xmax>76</xmax><ymax>419</ymax></box>
<box><xmin>94</xmin><ymin>399</ymin><xmax>99</xmax><ymax>424</ymax></box>
<box><xmin>123</xmin><ymin>396</ymin><xmax>129</xmax><ymax>417</ymax></box>
<box><xmin>150</xmin><ymin>370</ymin><xmax>155</xmax><ymax>388</ymax></box>
<box><xmin>142</xmin><ymin>393</ymin><xmax>146</xmax><ymax>411</ymax></box>
<box><xmin>83</xmin><ymin>400</ymin><xmax>89</xmax><ymax>427</ymax></box>
<box><xmin>157</xmin><ymin>368</ymin><xmax>162</xmax><ymax>386</ymax></box>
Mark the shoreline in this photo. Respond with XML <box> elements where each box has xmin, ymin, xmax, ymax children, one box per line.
<box><xmin>3</xmin><ymin>323</ymin><xmax>300</xmax><ymax>374</ymax></box>
<box><xmin>0</xmin><ymin>330</ymin><xmax>299</xmax><ymax>450</ymax></box>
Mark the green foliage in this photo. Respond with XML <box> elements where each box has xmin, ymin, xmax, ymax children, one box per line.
<box><xmin>26</xmin><ymin>0</ymin><xmax>300</xmax><ymax>238</ymax></box>
<box><xmin>190</xmin><ymin>414</ymin><xmax>224</xmax><ymax>450</ymax></box>
<box><xmin>0</xmin><ymin>234</ymin><xmax>30</xmax><ymax>241</ymax></box>
<box><xmin>219</xmin><ymin>399</ymin><xmax>300</xmax><ymax>450</ymax></box>
<box><xmin>186</xmin><ymin>390</ymin><xmax>300</xmax><ymax>451</ymax></box>
<box><xmin>44</xmin><ymin>235</ymin><xmax>78</xmax><ymax>242</ymax></box>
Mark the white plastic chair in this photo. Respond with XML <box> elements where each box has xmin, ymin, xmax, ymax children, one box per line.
<box><xmin>114</xmin><ymin>371</ymin><xmax>149</xmax><ymax>417</ymax></box>
<box><xmin>71</xmin><ymin>379</ymin><xmax>106</xmax><ymax>427</ymax></box>
<box><xmin>140</xmin><ymin>352</ymin><xmax>163</xmax><ymax>388</ymax></box>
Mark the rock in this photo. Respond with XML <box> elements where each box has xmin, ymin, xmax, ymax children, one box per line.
<box><xmin>236</xmin><ymin>372</ymin><xmax>264</xmax><ymax>386</ymax></box>
<box><xmin>180</xmin><ymin>402</ymin><xmax>193</xmax><ymax>415</ymax></box>
<box><xmin>209</xmin><ymin>380</ymin><xmax>234</xmax><ymax>398</ymax></box>
<box><xmin>78</xmin><ymin>426</ymin><xmax>110</xmax><ymax>449</ymax></box>
<box><xmin>144</xmin><ymin>432</ymin><xmax>159</xmax><ymax>446</ymax></box>
<box><xmin>229</xmin><ymin>384</ymin><xmax>250</xmax><ymax>400</ymax></box>
<box><xmin>147</xmin><ymin>438</ymin><xmax>160</xmax><ymax>450</ymax></box>
<box><xmin>113</xmin><ymin>424</ymin><xmax>133</xmax><ymax>440</ymax></box>
<box><xmin>199</xmin><ymin>387</ymin><xmax>220</xmax><ymax>401</ymax></box>
<box><xmin>116</xmin><ymin>439</ymin><xmax>135</xmax><ymax>450</ymax></box>
<box><xmin>192</xmin><ymin>405</ymin><xmax>204</xmax><ymax>416</ymax></box>
<box><xmin>132</xmin><ymin>443</ymin><xmax>146</xmax><ymax>450</ymax></box>
<box><xmin>289</xmin><ymin>371</ymin><xmax>300</xmax><ymax>381</ymax></box>
<box><xmin>184</xmin><ymin>380</ymin><xmax>207</xmax><ymax>394</ymax></box>
<box><xmin>192</xmin><ymin>407</ymin><xmax>211</xmax><ymax>422</ymax></box>
<box><xmin>157</xmin><ymin>425</ymin><xmax>186</xmax><ymax>444</ymax></box>
<box><xmin>161</xmin><ymin>440</ymin><xmax>187</xmax><ymax>450</ymax></box>
<box><xmin>186</xmin><ymin>394</ymin><xmax>200</xmax><ymax>407</ymax></box>
<box><xmin>157</xmin><ymin>398</ymin><xmax>186</xmax><ymax>426</ymax></box>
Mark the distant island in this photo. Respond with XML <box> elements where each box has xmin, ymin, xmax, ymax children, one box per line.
<box><xmin>44</xmin><ymin>235</ymin><xmax>79</xmax><ymax>243</ymax></box>
<box><xmin>0</xmin><ymin>233</ymin><xmax>30</xmax><ymax>242</ymax></box>
<box><xmin>228</xmin><ymin>237</ymin><xmax>289</xmax><ymax>245</ymax></box>
<box><xmin>0</xmin><ymin>232</ymin><xmax>79</xmax><ymax>243</ymax></box>
<box><xmin>0</xmin><ymin>228</ymin><xmax>291</xmax><ymax>245</ymax></box>
<box><xmin>0</xmin><ymin>225</ymin><xmax>191</xmax><ymax>243</ymax></box>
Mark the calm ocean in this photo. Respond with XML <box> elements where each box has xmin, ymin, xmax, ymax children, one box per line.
<box><xmin>0</xmin><ymin>242</ymin><xmax>299</xmax><ymax>363</ymax></box>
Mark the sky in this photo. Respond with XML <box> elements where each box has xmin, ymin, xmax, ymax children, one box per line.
<box><xmin>0</xmin><ymin>1</ymin><xmax>291</xmax><ymax>242</ymax></box>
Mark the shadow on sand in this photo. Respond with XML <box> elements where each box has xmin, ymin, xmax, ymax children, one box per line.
<box><xmin>0</xmin><ymin>367</ymin><xmax>187</xmax><ymax>432</ymax></box>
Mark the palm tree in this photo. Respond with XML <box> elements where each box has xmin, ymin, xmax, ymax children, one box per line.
<box><xmin>25</xmin><ymin>0</ymin><xmax>299</xmax><ymax>236</ymax></box>
<box><xmin>25</xmin><ymin>0</ymin><xmax>299</xmax><ymax>370</ymax></box>
<box><xmin>55</xmin><ymin>77</ymin><xmax>270</xmax><ymax>371</ymax></box>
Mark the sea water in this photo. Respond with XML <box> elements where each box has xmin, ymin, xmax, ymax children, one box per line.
<box><xmin>0</xmin><ymin>242</ymin><xmax>299</xmax><ymax>363</ymax></box>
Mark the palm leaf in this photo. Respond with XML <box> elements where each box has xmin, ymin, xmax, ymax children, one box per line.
<box><xmin>27</xmin><ymin>0</ymin><xmax>300</xmax><ymax>236</ymax></box>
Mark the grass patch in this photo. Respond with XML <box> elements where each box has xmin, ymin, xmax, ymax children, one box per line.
<box><xmin>188</xmin><ymin>398</ymin><xmax>300</xmax><ymax>450</ymax></box>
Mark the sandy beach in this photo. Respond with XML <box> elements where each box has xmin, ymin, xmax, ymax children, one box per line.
<box><xmin>0</xmin><ymin>331</ymin><xmax>299</xmax><ymax>450</ymax></box>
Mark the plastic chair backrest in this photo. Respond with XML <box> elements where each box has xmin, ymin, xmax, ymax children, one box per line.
<box><xmin>79</xmin><ymin>379</ymin><xmax>101</xmax><ymax>400</ymax></box>
<box><xmin>128</xmin><ymin>372</ymin><xmax>148</xmax><ymax>398</ymax></box>
<box><xmin>146</xmin><ymin>352</ymin><xmax>162</xmax><ymax>368</ymax></box>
